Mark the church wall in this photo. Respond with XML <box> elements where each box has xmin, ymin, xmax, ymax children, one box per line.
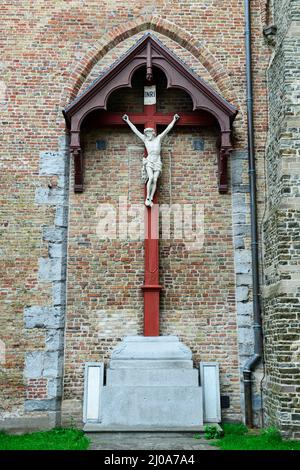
<box><xmin>0</xmin><ymin>1</ymin><xmax>270</xmax><ymax>431</ymax></box>
<box><xmin>263</xmin><ymin>0</ymin><xmax>300</xmax><ymax>439</ymax></box>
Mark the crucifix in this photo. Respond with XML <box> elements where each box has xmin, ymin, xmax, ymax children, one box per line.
<box><xmin>117</xmin><ymin>82</ymin><xmax>207</xmax><ymax>336</ymax></box>
<box><xmin>122</xmin><ymin>94</ymin><xmax>179</xmax><ymax>337</ymax></box>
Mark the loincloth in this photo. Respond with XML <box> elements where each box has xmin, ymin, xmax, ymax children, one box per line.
<box><xmin>143</xmin><ymin>156</ymin><xmax>162</xmax><ymax>173</ymax></box>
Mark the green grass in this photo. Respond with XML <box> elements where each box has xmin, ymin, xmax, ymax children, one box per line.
<box><xmin>0</xmin><ymin>428</ymin><xmax>90</xmax><ymax>450</ymax></box>
<box><xmin>211</xmin><ymin>424</ymin><xmax>300</xmax><ymax>451</ymax></box>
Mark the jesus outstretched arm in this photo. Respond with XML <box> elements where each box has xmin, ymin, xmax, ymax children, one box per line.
<box><xmin>122</xmin><ymin>114</ymin><xmax>145</xmax><ymax>142</ymax></box>
<box><xmin>158</xmin><ymin>114</ymin><xmax>180</xmax><ymax>141</ymax></box>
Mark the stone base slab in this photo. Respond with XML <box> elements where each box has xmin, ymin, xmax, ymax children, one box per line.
<box><xmin>84</xmin><ymin>336</ymin><xmax>204</xmax><ymax>430</ymax></box>
<box><xmin>99</xmin><ymin>385</ymin><xmax>202</xmax><ymax>428</ymax></box>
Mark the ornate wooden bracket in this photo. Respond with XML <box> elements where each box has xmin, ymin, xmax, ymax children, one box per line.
<box><xmin>63</xmin><ymin>33</ymin><xmax>237</xmax><ymax>193</ymax></box>
<box><xmin>218</xmin><ymin>147</ymin><xmax>230</xmax><ymax>193</ymax></box>
<box><xmin>72</xmin><ymin>147</ymin><xmax>83</xmax><ymax>193</ymax></box>
<box><xmin>218</xmin><ymin>129</ymin><xmax>232</xmax><ymax>193</ymax></box>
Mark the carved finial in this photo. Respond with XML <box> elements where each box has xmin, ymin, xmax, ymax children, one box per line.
<box><xmin>146</xmin><ymin>71</ymin><xmax>153</xmax><ymax>82</ymax></box>
<box><xmin>146</xmin><ymin>41</ymin><xmax>153</xmax><ymax>82</ymax></box>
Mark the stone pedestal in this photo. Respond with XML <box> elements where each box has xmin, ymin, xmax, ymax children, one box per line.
<box><xmin>84</xmin><ymin>336</ymin><xmax>203</xmax><ymax>431</ymax></box>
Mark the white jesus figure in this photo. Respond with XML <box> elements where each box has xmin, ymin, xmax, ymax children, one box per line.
<box><xmin>123</xmin><ymin>113</ymin><xmax>180</xmax><ymax>207</ymax></box>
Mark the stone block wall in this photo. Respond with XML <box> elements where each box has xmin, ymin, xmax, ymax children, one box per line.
<box><xmin>263</xmin><ymin>0</ymin><xmax>300</xmax><ymax>439</ymax></box>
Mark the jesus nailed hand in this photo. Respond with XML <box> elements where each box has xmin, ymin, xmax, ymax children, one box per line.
<box><xmin>122</xmin><ymin>113</ymin><xmax>180</xmax><ymax>207</ymax></box>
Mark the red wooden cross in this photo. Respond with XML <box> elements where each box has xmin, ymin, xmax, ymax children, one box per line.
<box><xmin>97</xmin><ymin>84</ymin><xmax>215</xmax><ymax>336</ymax></box>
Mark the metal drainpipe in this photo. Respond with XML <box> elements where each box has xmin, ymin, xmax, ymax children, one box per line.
<box><xmin>243</xmin><ymin>0</ymin><xmax>263</xmax><ymax>427</ymax></box>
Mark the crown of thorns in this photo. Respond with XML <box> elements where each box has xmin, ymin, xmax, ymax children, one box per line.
<box><xmin>144</xmin><ymin>128</ymin><xmax>156</xmax><ymax>134</ymax></box>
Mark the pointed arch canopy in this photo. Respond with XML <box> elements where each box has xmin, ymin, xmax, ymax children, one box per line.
<box><xmin>63</xmin><ymin>33</ymin><xmax>238</xmax><ymax>193</ymax></box>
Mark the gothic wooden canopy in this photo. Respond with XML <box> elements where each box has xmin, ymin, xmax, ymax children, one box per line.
<box><xmin>63</xmin><ymin>33</ymin><xmax>238</xmax><ymax>193</ymax></box>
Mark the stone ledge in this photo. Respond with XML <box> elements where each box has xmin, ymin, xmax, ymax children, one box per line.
<box><xmin>263</xmin><ymin>280</ymin><xmax>300</xmax><ymax>297</ymax></box>
<box><xmin>25</xmin><ymin>398</ymin><xmax>59</xmax><ymax>412</ymax></box>
<box><xmin>84</xmin><ymin>424</ymin><xmax>206</xmax><ymax>432</ymax></box>
<box><xmin>0</xmin><ymin>416</ymin><xmax>52</xmax><ymax>434</ymax></box>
